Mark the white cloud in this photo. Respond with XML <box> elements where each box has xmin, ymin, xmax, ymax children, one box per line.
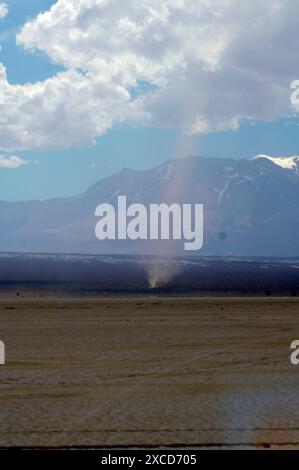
<box><xmin>0</xmin><ymin>155</ymin><xmax>29</xmax><ymax>168</ymax></box>
<box><xmin>0</xmin><ymin>65</ymin><xmax>147</xmax><ymax>151</ymax></box>
<box><xmin>0</xmin><ymin>0</ymin><xmax>297</xmax><ymax>151</ymax></box>
<box><xmin>0</xmin><ymin>3</ymin><xmax>8</xmax><ymax>19</ymax></box>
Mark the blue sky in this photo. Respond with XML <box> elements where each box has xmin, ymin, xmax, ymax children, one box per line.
<box><xmin>0</xmin><ymin>0</ymin><xmax>299</xmax><ymax>201</ymax></box>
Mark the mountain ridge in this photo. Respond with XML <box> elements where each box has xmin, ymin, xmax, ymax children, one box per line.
<box><xmin>1</xmin><ymin>155</ymin><xmax>299</xmax><ymax>256</ymax></box>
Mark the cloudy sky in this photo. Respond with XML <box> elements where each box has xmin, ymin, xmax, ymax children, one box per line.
<box><xmin>1</xmin><ymin>0</ymin><xmax>299</xmax><ymax>200</ymax></box>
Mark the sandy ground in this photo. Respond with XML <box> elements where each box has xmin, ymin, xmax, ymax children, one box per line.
<box><xmin>0</xmin><ymin>297</ymin><xmax>299</xmax><ymax>449</ymax></box>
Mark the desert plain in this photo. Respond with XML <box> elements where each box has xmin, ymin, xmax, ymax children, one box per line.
<box><xmin>0</xmin><ymin>297</ymin><xmax>299</xmax><ymax>449</ymax></box>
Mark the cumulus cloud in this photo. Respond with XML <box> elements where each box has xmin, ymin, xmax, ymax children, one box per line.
<box><xmin>0</xmin><ymin>155</ymin><xmax>29</xmax><ymax>168</ymax></box>
<box><xmin>0</xmin><ymin>0</ymin><xmax>297</xmax><ymax>151</ymax></box>
<box><xmin>0</xmin><ymin>65</ymin><xmax>147</xmax><ymax>151</ymax></box>
<box><xmin>0</xmin><ymin>3</ymin><xmax>8</xmax><ymax>19</ymax></box>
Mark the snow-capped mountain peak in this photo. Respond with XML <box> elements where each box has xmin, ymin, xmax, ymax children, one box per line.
<box><xmin>253</xmin><ymin>154</ymin><xmax>299</xmax><ymax>171</ymax></box>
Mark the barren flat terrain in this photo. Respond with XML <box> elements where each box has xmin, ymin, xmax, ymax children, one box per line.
<box><xmin>0</xmin><ymin>297</ymin><xmax>299</xmax><ymax>449</ymax></box>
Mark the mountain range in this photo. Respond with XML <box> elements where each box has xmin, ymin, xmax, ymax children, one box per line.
<box><xmin>1</xmin><ymin>155</ymin><xmax>299</xmax><ymax>256</ymax></box>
